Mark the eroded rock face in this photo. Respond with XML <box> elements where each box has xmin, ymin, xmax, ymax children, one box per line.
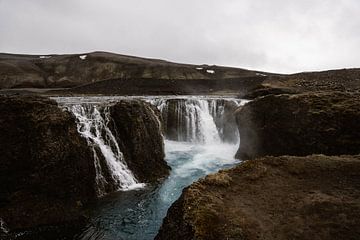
<box><xmin>160</xmin><ymin>99</ymin><xmax>183</xmax><ymax>141</ymax></box>
<box><xmin>236</xmin><ymin>92</ymin><xmax>360</xmax><ymax>160</ymax></box>
<box><xmin>0</xmin><ymin>95</ymin><xmax>97</xmax><ymax>238</ymax></box>
<box><xmin>156</xmin><ymin>155</ymin><xmax>360</xmax><ymax>240</ymax></box>
<box><xmin>214</xmin><ymin>100</ymin><xmax>239</xmax><ymax>143</ymax></box>
<box><xmin>109</xmin><ymin>100</ymin><xmax>170</xmax><ymax>183</ymax></box>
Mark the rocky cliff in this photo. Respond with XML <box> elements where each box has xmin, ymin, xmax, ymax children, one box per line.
<box><xmin>214</xmin><ymin>100</ymin><xmax>239</xmax><ymax>143</ymax></box>
<box><xmin>156</xmin><ymin>155</ymin><xmax>360</xmax><ymax>240</ymax></box>
<box><xmin>109</xmin><ymin>100</ymin><xmax>170</xmax><ymax>183</ymax></box>
<box><xmin>0</xmin><ymin>96</ymin><xmax>172</xmax><ymax>238</ymax></box>
<box><xmin>236</xmin><ymin>91</ymin><xmax>360</xmax><ymax>160</ymax></box>
<box><xmin>0</xmin><ymin>95</ymin><xmax>97</xmax><ymax>239</ymax></box>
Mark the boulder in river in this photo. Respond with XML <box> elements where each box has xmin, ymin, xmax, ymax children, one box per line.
<box><xmin>236</xmin><ymin>91</ymin><xmax>360</xmax><ymax>160</ymax></box>
<box><xmin>156</xmin><ymin>155</ymin><xmax>360</xmax><ymax>240</ymax></box>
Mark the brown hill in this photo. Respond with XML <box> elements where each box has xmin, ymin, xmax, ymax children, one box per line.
<box><xmin>1</xmin><ymin>51</ymin><xmax>359</xmax><ymax>96</ymax></box>
<box><xmin>0</xmin><ymin>51</ymin><xmax>266</xmax><ymax>90</ymax></box>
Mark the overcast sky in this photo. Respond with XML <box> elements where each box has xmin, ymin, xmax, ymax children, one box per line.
<box><xmin>0</xmin><ymin>0</ymin><xmax>359</xmax><ymax>73</ymax></box>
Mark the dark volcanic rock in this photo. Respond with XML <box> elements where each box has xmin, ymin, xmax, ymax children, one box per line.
<box><xmin>156</xmin><ymin>155</ymin><xmax>360</xmax><ymax>240</ymax></box>
<box><xmin>236</xmin><ymin>91</ymin><xmax>360</xmax><ymax>160</ymax></box>
<box><xmin>110</xmin><ymin>100</ymin><xmax>170</xmax><ymax>183</ymax></box>
<box><xmin>0</xmin><ymin>95</ymin><xmax>96</xmax><ymax>238</ymax></box>
<box><xmin>160</xmin><ymin>99</ymin><xmax>183</xmax><ymax>141</ymax></box>
<box><xmin>214</xmin><ymin>100</ymin><xmax>239</xmax><ymax>143</ymax></box>
<box><xmin>241</xmin><ymin>84</ymin><xmax>299</xmax><ymax>99</ymax></box>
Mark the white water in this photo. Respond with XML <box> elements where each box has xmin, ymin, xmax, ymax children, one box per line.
<box><xmin>68</xmin><ymin>104</ymin><xmax>144</xmax><ymax>196</ymax></box>
<box><xmin>53</xmin><ymin>95</ymin><xmax>248</xmax><ymax>105</ymax></box>
<box><xmin>52</xmin><ymin>96</ymin><xmax>245</xmax><ymax>240</ymax></box>
<box><xmin>164</xmin><ymin>140</ymin><xmax>239</xmax><ymax>179</ymax></box>
<box><xmin>150</xmin><ymin>98</ymin><xmax>245</xmax><ymax>143</ymax></box>
<box><xmin>0</xmin><ymin>218</ymin><xmax>9</xmax><ymax>234</ymax></box>
<box><xmin>53</xmin><ymin>96</ymin><xmax>248</xmax><ymax>196</ymax></box>
<box><xmin>54</xmin><ymin>96</ymin><xmax>248</xmax><ymax>144</ymax></box>
<box><xmin>196</xmin><ymin>100</ymin><xmax>220</xmax><ymax>143</ymax></box>
<box><xmin>157</xmin><ymin>99</ymin><xmax>221</xmax><ymax>143</ymax></box>
<box><xmin>74</xmin><ymin>140</ymin><xmax>240</xmax><ymax>240</ymax></box>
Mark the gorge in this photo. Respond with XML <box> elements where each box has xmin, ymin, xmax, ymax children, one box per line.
<box><xmin>0</xmin><ymin>94</ymin><xmax>247</xmax><ymax>239</ymax></box>
<box><xmin>59</xmin><ymin>96</ymin><xmax>246</xmax><ymax>240</ymax></box>
<box><xmin>1</xmin><ymin>52</ymin><xmax>360</xmax><ymax>240</ymax></box>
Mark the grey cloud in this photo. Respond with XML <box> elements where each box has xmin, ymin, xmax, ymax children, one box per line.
<box><xmin>0</xmin><ymin>0</ymin><xmax>359</xmax><ymax>73</ymax></box>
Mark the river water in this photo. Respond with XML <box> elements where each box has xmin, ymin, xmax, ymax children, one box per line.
<box><xmin>74</xmin><ymin>140</ymin><xmax>239</xmax><ymax>240</ymax></box>
<box><xmin>53</xmin><ymin>96</ymin><xmax>245</xmax><ymax>240</ymax></box>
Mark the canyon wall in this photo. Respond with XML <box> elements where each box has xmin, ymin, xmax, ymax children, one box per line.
<box><xmin>0</xmin><ymin>95</ymin><xmax>97</xmax><ymax>238</ymax></box>
<box><xmin>236</xmin><ymin>92</ymin><xmax>360</xmax><ymax>160</ymax></box>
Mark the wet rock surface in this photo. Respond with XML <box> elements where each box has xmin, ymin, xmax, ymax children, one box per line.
<box><xmin>214</xmin><ymin>100</ymin><xmax>239</xmax><ymax>143</ymax></box>
<box><xmin>160</xmin><ymin>99</ymin><xmax>183</xmax><ymax>141</ymax></box>
<box><xmin>0</xmin><ymin>95</ymin><xmax>97</xmax><ymax>239</ymax></box>
<box><xmin>236</xmin><ymin>91</ymin><xmax>360</xmax><ymax>160</ymax></box>
<box><xmin>156</xmin><ymin>155</ymin><xmax>360</xmax><ymax>240</ymax></box>
<box><xmin>110</xmin><ymin>100</ymin><xmax>170</xmax><ymax>183</ymax></box>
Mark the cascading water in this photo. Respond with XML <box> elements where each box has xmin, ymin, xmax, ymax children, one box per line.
<box><xmin>150</xmin><ymin>98</ymin><xmax>242</xmax><ymax>144</ymax></box>
<box><xmin>64</xmin><ymin>103</ymin><xmax>144</xmax><ymax>196</ymax></box>
<box><xmin>0</xmin><ymin>218</ymin><xmax>9</xmax><ymax>234</ymax></box>
<box><xmin>51</xmin><ymin>96</ymin><xmax>248</xmax><ymax>240</ymax></box>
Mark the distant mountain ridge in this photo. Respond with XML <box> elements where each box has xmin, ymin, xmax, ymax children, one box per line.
<box><xmin>0</xmin><ymin>51</ymin><xmax>267</xmax><ymax>89</ymax></box>
<box><xmin>0</xmin><ymin>51</ymin><xmax>359</xmax><ymax>97</ymax></box>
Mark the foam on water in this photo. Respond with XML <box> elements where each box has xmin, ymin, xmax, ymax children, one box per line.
<box><xmin>75</xmin><ymin>139</ymin><xmax>240</xmax><ymax>240</ymax></box>
<box><xmin>166</xmin><ymin>140</ymin><xmax>238</xmax><ymax>178</ymax></box>
<box><xmin>65</xmin><ymin>104</ymin><xmax>144</xmax><ymax>195</ymax></box>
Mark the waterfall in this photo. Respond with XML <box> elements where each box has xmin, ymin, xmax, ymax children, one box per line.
<box><xmin>0</xmin><ymin>218</ymin><xmax>9</xmax><ymax>234</ymax></box>
<box><xmin>52</xmin><ymin>96</ymin><xmax>246</xmax><ymax>194</ymax></box>
<box><xmin>66</xmin><ymin>104</ymin><xmax>144</xmax><ymax>196</ymax></box>
<box><xmin>151</xmin><ymin>98</ymin><xmax>241</xmax><ymax>144</ymax></box>
<box><xmin>195</xmin><ymin>100</ymin><xmax>221</xmax><ymax>144</ymax></box>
